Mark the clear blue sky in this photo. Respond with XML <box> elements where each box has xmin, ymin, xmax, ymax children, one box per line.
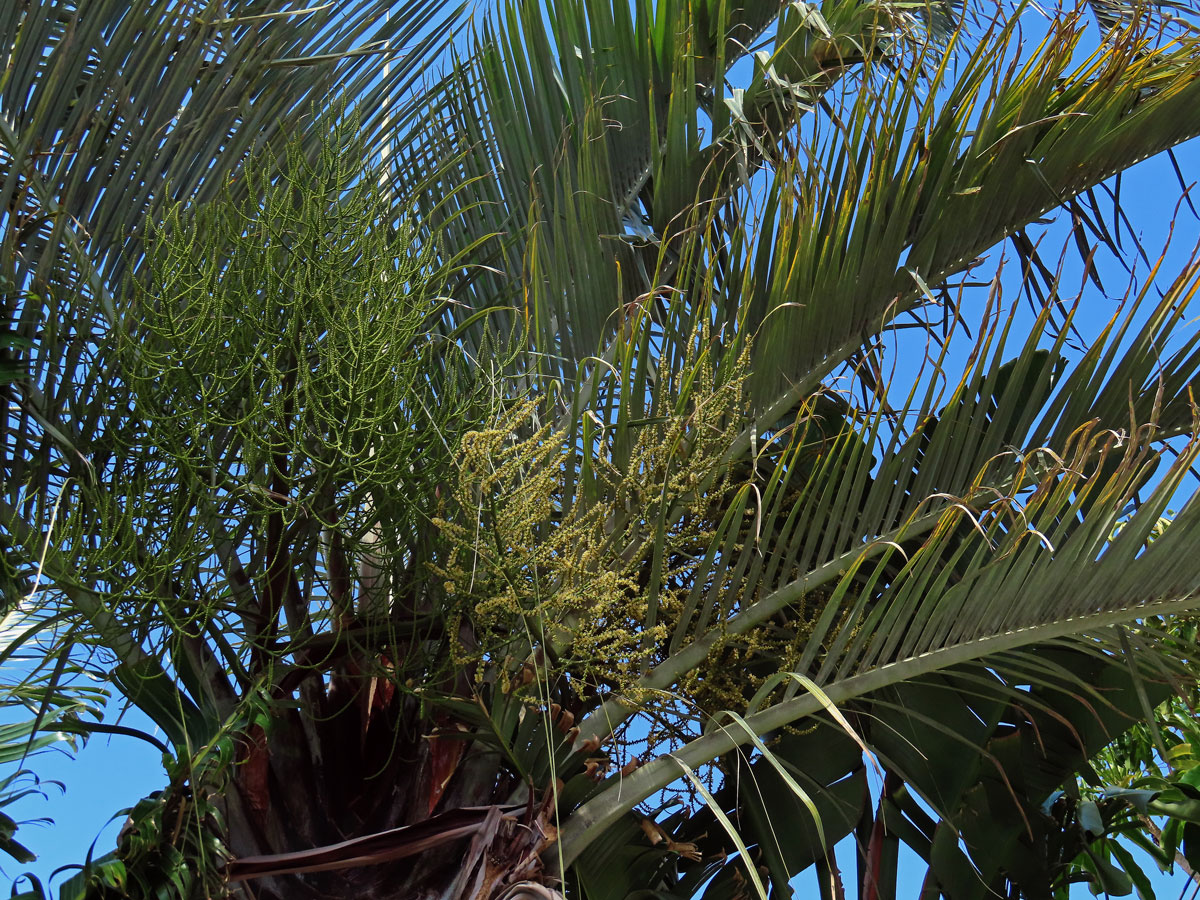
<box><xmin>4</xmin><ymin>7</ymin><xmax>1200</xmax><ymax>899</ymax></box>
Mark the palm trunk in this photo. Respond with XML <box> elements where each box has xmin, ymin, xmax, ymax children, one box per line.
<box><xmin>225</xmin><ymin>802</ymin><xmax>563</xmax><ymax>900</ymax></box>
<box><xmin>218</xmin><ymin>685</ymin><xmax>562</xmax><ymax>900</ymax></box>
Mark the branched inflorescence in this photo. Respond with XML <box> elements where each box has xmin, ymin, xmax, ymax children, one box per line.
<box><xmin>434</xmin><ymin>324</ymin><xmax>755</xmax><ymax>708</ymax></box>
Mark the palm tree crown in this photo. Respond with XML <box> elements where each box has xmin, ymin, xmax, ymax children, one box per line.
<box><xmin>4</xmin><ymin>0</ymin><xmax>1200</xmax><ymax>898</ymax></box>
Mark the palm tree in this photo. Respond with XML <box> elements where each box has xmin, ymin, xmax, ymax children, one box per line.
<box><xmin>6</xmin><ymin>0</ymin><xmax>1200</xmax><ymax>898</ymax></box>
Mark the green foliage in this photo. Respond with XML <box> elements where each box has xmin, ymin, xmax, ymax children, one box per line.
<box><xmin>0</xmin><ymin>602</ymin><xmax>111</xmax><ymax>874</ymax></box>
<box><xmin>7</xmin><ymin>1</ymin><xmax>1200</xmax><ymax>899</ymax></box>
<box><xmin>434</xmin><ymin>320</ymin><xmax>752</xmax><ymax>699</ymax></box>
<box><xmin>44</xmin><ymin>119</ymin><xmax>489</xmax><ymax>687</ymax></box>
<box><xmin>1053</xmin><ymin>613</ymin><xmax>1200</xmax><ymax>895</ymax></box>
<box><xmin>0</xmin><ymin>272</ymin><xmax>29</xmax><ymax>384</ymax></box>
<box><xmin>124</xmin><ymin>135</ymin><xmax>448</xmax><ymax>518</ymax></box>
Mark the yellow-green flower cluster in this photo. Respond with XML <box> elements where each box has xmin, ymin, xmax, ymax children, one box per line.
<box><xmin>434</xmin><ymin>333</ymin><xmax>753</xmax><ymax>700</ymax></box>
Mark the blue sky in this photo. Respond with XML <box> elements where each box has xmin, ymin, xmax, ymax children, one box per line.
<box><xmin>5</xmin><ymin>144</ymin><xmax>1197</xmax><ymax>898</ymax></box>
<box><xmin>4</xmin><ymin>3</ymin><xmax>1200</xmax><ymax>898</ymax></box>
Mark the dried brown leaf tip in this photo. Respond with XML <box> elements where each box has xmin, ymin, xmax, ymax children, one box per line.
<box><xmin>639</xmin><ymin>818</ymin><xmax>702</xmax><ymax>861</ymax></box>
<box><xmin>665</xmin><ymin>840</ymin><xmax>702</xmax><ymax>862</ymax></box>
<box><xmin>640</xmin><ymin>818</ymin><xmax>668</xmax><ymax>846</ymax></box>
<box><xmin>576</xmin><ymin>734</ymin><xmax>604</xmax><ymax>754</ymax></box>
